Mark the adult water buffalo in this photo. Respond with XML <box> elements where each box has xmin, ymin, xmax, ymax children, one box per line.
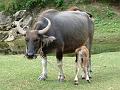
<box><xmin>14</xmin><ymin>9</ymin><xmax>94</xmax><ymax>82</ymax></box>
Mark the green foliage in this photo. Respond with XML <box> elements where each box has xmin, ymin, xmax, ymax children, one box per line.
<box><xmin>0</xmin><ymin>0</ymin><xmax>5</xmax><ymax>11</ymax></box>
<box><xmin>98</xmin><ymin>0</ymin><xmax>120</xmax><ymax>3</ymax></box>
<box><xmin>55</xmin><ymin>0</ymin><xmax>64</xmax><ymax>7</ymax></box>
<box><xmin>106</xmin><ymin>9</ymin><xmax>115</xmax><ymax>18</ymax></box>
<box><xmin>0</xmin><ymin>0</ymin><xmax>65</xmax><ymax>13</ymax></box>
<box><xmin>0</xmin><ymin>0</ymin><xmax>120</xmax><ymax>13</ymax></box>
<box><xmin>76</xmin><ymin>0</ymin><xmax>91</xmax><ymax>4</ymax></box>
<box><xmin>4</xmin><ymin>0</ymin><xmax>47</xmax><ymax>14</ymax></box>
<box><xmin>0</xmin><ymin>42</ymin><xmax>9</xmax><ymax>49</ymax></box>
<box><xmin>25</xmin><ymin>0</ymin><xmax>46</xmax><ymax>10</ymax></box>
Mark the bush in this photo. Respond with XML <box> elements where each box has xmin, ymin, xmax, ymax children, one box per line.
<box><xmin>55</xmin><ymin>0</ymin><xmax>64</xmax><ymax>7</ymax></box>
<box><xmin>1</xmin><ymin>0</ymin><xmax>65</xmax><ymax>14</ymax></box>
<box><xmin>4</xmin><ymin>0</ymin><xmax>47</xmax><ymax>14</ymax></box>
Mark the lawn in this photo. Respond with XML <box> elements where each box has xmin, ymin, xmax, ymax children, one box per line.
<box><xmin>0</xmin><ymin>52</ymin><xmax>120</xmax><ymax>90</ymax></box>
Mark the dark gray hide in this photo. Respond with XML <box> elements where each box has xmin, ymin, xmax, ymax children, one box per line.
<box><xmin>25</xmin><ymin>9</ymin><xmax>94</xmax><ymax>62</ymax></box>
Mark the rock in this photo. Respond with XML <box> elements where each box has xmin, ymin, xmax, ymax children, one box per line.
<box><xmin>4</xmin><ymin>28</ymin><xmax>17</xmax><ymax>42</ymax></box>
<box><xmin>13</xmin><ymin>10</ymin><xmax>26</xmax><ymax>21</ymax></box>
<box><xmin>0</xmin><ymin>11</ymin><xmax>12</xmax><ymax>25</ymax></box>
<box><xmin>0</xmin><ymin>11</ymin><xmax>12</xmax><ymax>31</ymax></box>
<box><xmin>0</xmin><ymin>32</ymin><xmax>8</xmax><ymax>41</ymax></box>
<box><xmin>0</xmin><ymin>10</ymin><xmax>33</xmax><ymax>54</ymax></box>
<box><xmin>0</xmin><ymin>10</ymin><xmax>33</xmax><ymax>41</ymax></box>
<box><xmin>21</xmin><ymin>15</ymin><xmax>32</xmax><ymax>27</ymax></box>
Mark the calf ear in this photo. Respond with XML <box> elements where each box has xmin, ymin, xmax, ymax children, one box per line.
<box><xmin>42</xmin><ymin>35</ymin><xmax>56</xmax><ymax>45</ymax></box>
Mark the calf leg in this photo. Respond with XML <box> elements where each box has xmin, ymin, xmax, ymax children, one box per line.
<box><xmin>81</xmin><ymin>58</ymin><xmax>86</xmax><ymax>79</ymax></box>
<box><xmin>74</xmin><ymin>61</ymin><xmax>80</xmax><ymax>85</ymax></box>
<box><xmin>82</xmin><ymin>57</ymin><xmax>90</xmax><ymax>83</ymax></box>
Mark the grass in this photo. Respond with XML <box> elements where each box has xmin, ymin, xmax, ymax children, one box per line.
<box><xmin>0</xmin><ymin>52</ymin><xmax>120</xmax><ymax>90</ymax></box>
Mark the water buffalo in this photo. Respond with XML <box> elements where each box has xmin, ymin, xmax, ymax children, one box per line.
<box><xmin>67</xmin><ymin>6</ymin><xmax>93</xmax><ymax>19</ymax></box>
<box><xmin>14</xmin><ymin>9</ymin><xmax>94</xmax><ymax>82</ymax></box>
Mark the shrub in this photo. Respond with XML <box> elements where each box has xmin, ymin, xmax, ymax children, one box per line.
<box><xmin>4</xmin><ymin>0</ymin><xmax>47</xmax><ymax>14</ymax></box>
<box><xmin>55</xmin><ymin>0</ymin><xmax>64</xmax><ymax>7</ymax></box>
<box><xmin>1</xmin><ymin>0</ymin><xmax>65</xmax><ymax>14</ymax></box>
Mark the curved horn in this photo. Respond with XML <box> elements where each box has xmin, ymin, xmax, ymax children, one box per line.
<box><xmin>38</xmin><ymin>17</ymin><xmax>51</xmax><ymax>34</ymax></box>
<box><xmin>13</xmin><ymin>21</ymin><xmax>26</xmax><ymax>35</ymax></box>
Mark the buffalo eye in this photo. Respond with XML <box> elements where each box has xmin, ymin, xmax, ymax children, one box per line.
<box><xmin>25</xmin><ymin>38</ymin><xmax>29</xmax><ymax>42</ymax></box>
<box><xmin>34</xmin><ymin>38</ymin><xmax>40</xmax><ymax>42</ymax></box>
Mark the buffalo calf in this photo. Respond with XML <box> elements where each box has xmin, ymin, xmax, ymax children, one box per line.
<box><xmin>74</xmin><ymin>46</ymin><xmax>90</xmax><ymax>85</ymax></box>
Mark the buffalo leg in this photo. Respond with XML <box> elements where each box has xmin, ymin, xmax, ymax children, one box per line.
<box><xmin>74</xmin><ymin>55</ymin><xmax>81</xmax><ymax>85</ymax></box>
<box><xmin>38</xmin><ymin>57</ymin><xmax>48</xmax><ymax>80</ymax></box>
<box><xmin>56</xmin><ymin>47</ymin><xmax>65</xmax><ymax>82</ymax></box>
<box><xmin>88</xmin><ymin>38</ymin><xmax>92</xmax><ymax>78</ymax></box>
<box><xmin>86</xmin><ymin>38</ymin><xmax>92</xmax><ymax>77</ymax></box>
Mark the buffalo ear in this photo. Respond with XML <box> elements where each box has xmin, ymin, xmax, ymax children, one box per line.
<box><xmin>42</xmin><ymin>35</ymin><xmax>56</xmax><ymax>45</ymax></box>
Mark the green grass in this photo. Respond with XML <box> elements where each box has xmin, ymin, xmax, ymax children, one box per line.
<box><xmin>0</xmin><ymin>52</ymin><xmax>120</xmax><ymax>90</ymax></box>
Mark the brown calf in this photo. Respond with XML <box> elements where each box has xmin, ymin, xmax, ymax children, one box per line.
<box><xmin>74</xmin><ymin>46</ymin><xmax>90</xmax><ymax>85</ymax></box>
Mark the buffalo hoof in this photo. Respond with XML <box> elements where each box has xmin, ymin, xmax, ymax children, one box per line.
<box><xmin>58</xmin><ymin>75</ymin><xmax>65</xmax><ymax>82</ymax></box>
<box><xmin>89</xmin><ymin>76</ymin><xmax>92</xmax><ymax>79</ymax></box>
<box><xmin>74</xmin><ymin>80</ymin><xmax>79</xmax><ymax>85</ymax></box>
<box><xmin>38</xmin><ymin>74</ymin><xmax>47</xmax><ymax>80</ymax></box>
<box><xmin>81</xmin><ymin>76</ymin><xmax>91</xmax><ymax>79</ymax></box>
<box><xmin>82</xmin><ymin>77</ymin><xmax>85</xmax><ymax>79</ymax></box>
<box><xmin>88</xmin><ymin>74</ymin><xmax>92</xmax><ymax>79</ymax></box>
<box><xmin>90</xmin><ymin>70</ymin><xmax>92</xmax><ymax>72</ymax></box>
<box><xmin>81</xmin><ymin>75</ymin><xmax>85</xmax><ymax>79</ymax></box>
<box><xmin>87</xmin><ymin>80</ymin><xmax>90</xmax><ymax>83</ymax></box>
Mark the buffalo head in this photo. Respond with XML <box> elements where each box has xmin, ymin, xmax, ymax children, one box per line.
<box><xmin>14</xmin><ymin>17</ymin><xmax>56</xmax><ymax>59</ymax></box>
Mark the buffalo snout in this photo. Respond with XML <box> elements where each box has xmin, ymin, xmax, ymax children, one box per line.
<box><xmin>25</xmin><ymin>53</ymin><xmax>37</xmax><ymax>59</ymax></box>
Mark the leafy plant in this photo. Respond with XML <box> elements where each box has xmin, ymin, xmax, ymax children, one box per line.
<box><xmin>106</xmin><ymin>9</ymin><xmax>115</xmax><ymax>18</ymax></box>
<box><xmin>55</xmin><ymin>0</ymin><xmax>64</xmax><ymax>7</ymax></box>
<box><xmin>3</xmin><ymin>0</ymin><xmax>48</xmax><ymax>14</ymax></box>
